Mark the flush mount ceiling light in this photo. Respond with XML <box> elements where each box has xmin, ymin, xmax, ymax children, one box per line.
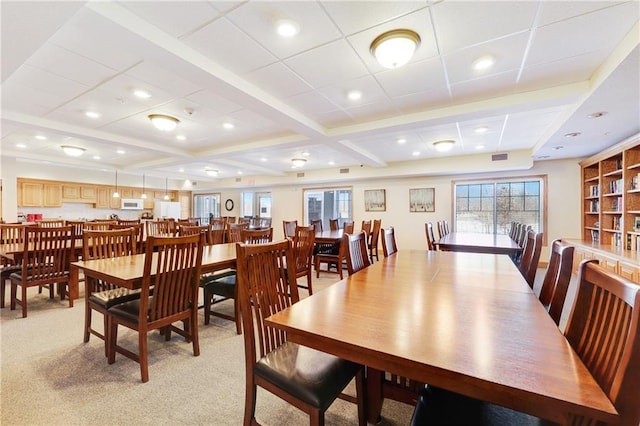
<box><xmin>61</xmin><ymin>145</ymin><xmax>86</xmax><ymax>157</ymax></box>
<box><xmin>205</xmin><ymin>168</ymin><xmax>219</xmax><ymax>177</ymax></box>
<box><xmin>433</xmin><ymin>140</ymin><xmax>455</xmax><ymax>152</ymax></box>
<box><xmin>473</xmin><ymin>55</ymin><xmax>496</xmax><ymax>71</ymax></box>
<box><xmin>291</xmin><ymin>158</ymin><xmax>307</xmax><ymax>167</ymax></box>
<box><xmin>370</xmin><ymin>29</ymin><xmax>421</xmax><ymax>69</ymax></box>
<box><xmin>148</xmin><ymin>114</ymin><xmax>179</xmax><ymax>131</ymax></box>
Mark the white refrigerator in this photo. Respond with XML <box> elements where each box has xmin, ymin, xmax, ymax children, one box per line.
<box><xmin>153</xmin><ymin>201</ymin><xmax>181</xmax><ymax>219</ymax></box>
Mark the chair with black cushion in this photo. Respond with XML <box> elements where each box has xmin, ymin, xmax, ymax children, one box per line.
<box><xmin>518</xmin><ymin>230</ymin><xmax>543</xmax><ymax>288</ymax></box>
<box><xmin>1</xmin><ymin>223</ymin><xmax>25</xmax><ymax>308</ymax></box>
<box><xmin>410</xmin><ymin>259</ymin><xmax>640</xmax><ymax>426</ymax></box>
<box><xmin>106</xmin><ymin>234</ymin><xmax>204</xmax><ymax>383</ymax></box>
<box><xmin>368</xmin><ymin>219</ymin><xmax>382</xmax><ymax>262</ymax></box>
<box><xmin>82</xmin><ymin>228</ymin><xmax>138</xmax><ymax>356</ymax></box>
<box><xmin>329</xmin><ymin>218</ymin><xmax>339</xmax><ymax>231</ymax></box>
<box><xmin>381</xmin><ymin>227</ymin><xmax>397</xmax><ymax>257</ymax></box>
<box><xmin>10</xmin><ymin>225</ymin><xmax>75</xmax><ymax>317</ymax></box>
<box><xmin>283</xmin><ymin>220</ymin><xmax>298</xmax><ymax>238</ymax></box>
<box><xmin>290</xmin><ymin>226</ymin><xmax>316</xmax><ymax>295</ymax></box>
<box><xmin>343</xmin><ymin>231</ymin><xmax>371</xmax><ymax>275</ymax></box>
<box><xmin>236</xmin><ymin>239</ymin><xmax>366</xmax><ymax>426</ymax></box>
<box><xmin>538</xmin><ymin>239</ymin><xmax>574</xmax><ymax>325</ymax></box>
<box><xmin>425</xmin><ymin>223</ymin><xmax>437</xmax><ymax>251</ymax></box>
<box><xmin>201</xmin><ymin>227</ymin><xmax>272</xmax><ymax>334</ymax></box>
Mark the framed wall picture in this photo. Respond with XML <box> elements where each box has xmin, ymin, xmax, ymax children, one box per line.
<box><xmin>364</xmin><ymin>189</ymin><xmax>386</xmax><ymax>212</ymax></box>
<box><xmin>409</xmin><ymin>188</ymin><xmax>435</xmax><ymax>212</ymax></box>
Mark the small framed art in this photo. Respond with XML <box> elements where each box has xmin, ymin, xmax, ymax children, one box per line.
<box><xmin>364</xmin><ymin>189</ymin><xmax>386</xmax><ymax>212</ymax></box>
<box><xmin>409</xmin><ymin>188</ymin><xmax>435</xmax><ymax>212</ymax></box>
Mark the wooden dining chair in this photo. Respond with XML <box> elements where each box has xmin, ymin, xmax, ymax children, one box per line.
<box><xmin>236</xmin><ymin>239</ymin><xmax>366</xmax><ymax>426</ymax></box>
<box><xmin>310</xmin><ymin>219</ymin><xmax>323</xmax><ymax>232</ymax></box>
<box><xmin>381</xmin><ymin>226</ymin><xmax>398</xmax><ymax>257</ymax></box>
<box><xmin>343</xmin><ymin>221</ymin><xmax>355</xmax><ymax>233</ymax></box>
<box><xmin>290</xmin><ymin>225</ymin><xmax>316</xmax><ymax>295</ymax></box>
<box><xmin>35</xmin><ymin>219</ymin><xmax>66</xmax><ymax>227</ymax></box>
<box><xmin>177</xmin><ymin>224</ymin><xmax>212</xmax><ymax>245</ymax></box>
<box><xmin>368</xmin><ymin>219</ymin><xmax>382</xmax><ymax>262</ymax></box>
<box><xmin>425</xmin><ymin>223</ymin><xmax>437</xmax><ymax>251</ymax></box>
<box><xmin>200</xmin><ymin>227</ymin><xmax>272</xmax><ymax>334</ymax></box>
<box><xmin>210</xmin><ymin>218</ymin><xmax>226</xmax><ymax>230</ymax></box>
<box><xmin>10</xmin><ymin>225</ymin><xmax>75</xmax><ymax>317</ymax></box>
<box><xmin>1</xmin><ymin>223</ymin><xmax>25</xmax><ymax>308</ymax></box>
<box><xmin>109</xmin><ymin>223</ymin><xmax>145</xmax><ymax>254</ymax></box>
<box><xmin>518</xmin><ymin>230</ymin><xmax>543</xmax><ymax>288</ymax></box>
<box><xmin>329</xmin><ymin>218</ymin><xmax>339</xmax><ymax>231</ymax></box>
<box><xmin>360</xmin><ymin>220</ymin><xmax>372</xmax><ymax>238</ymax></box>
<box><xmin>226</xmin><ymin>222</ymin><xmax>248</xmax><ymax>243</ymax></box>
<box><xmin>343</xmin><ymin>231</ymin><xmax>371</xmax><ymax>275</ymax></box>
<box><xmin>117</xmin><ymin>219</ymin><xmax>140</xmax><ymax>226</ymax></box>
<box><xmin>82</xmin><ymin>228</ymin><xmax>138</xmax><ymax>356</ymax></box>
<box><xmin>106</xmin><ymin>234</ymin><xmax>204</xmax><ymax>383</ymax></box>
<box><xmin>538</xmin><ymin>239</ymin><xmax>574</xmax><ymax>325</ymax></box>
<box><xmin>443</xmin><ymin>220</ymin><xmax>451</xmax><ymax>235</ymax></box>
<box><xmin>410</xmin><ymin>259</ymin><xmax>640</xmax><ymax>426</ymax></box>
<box><xmin>436</xmin><ymin>221</ymin><xmax>445</xmax><ymax>239</ymax></box>
<box><xmin>84</xmin><ymin>222</ymin><xmax>114</xmax><ymax>231</ymax></box>
<box><xmin>145</xmin><ymin>219</ymin><xmax>171</xmax><ymax>237</ymax></box>
<box><xmin>282</xmin><ymin>220</ymin><xmax>297</xmax><ymax>238</ymax></box>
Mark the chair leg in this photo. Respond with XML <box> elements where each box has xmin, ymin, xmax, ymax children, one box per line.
<box><xmin>139</xmin><ymin>330</ymin><xmax>149</xmax><ymax>383</ymax></box>
<box><xmin>84</xmin><ymin>301</ymin><xmax>92</xmax><ymax>343</ymax></box>
<box><xmin>243</xmin><ymin>378</ymin><xmax>258</xmax><ymax>426</ymax></box>
<box><xmin>10</xmin><ymin>280</ymin><xmax>17</xmax><ymax>310</ymax></box>
<box><xmin>306</xmin><ymin>271</ymin><xmax>313</xmax><ymax>295</ymax></box>
<box><xmin>107</xmin><ymin>320</ymin><xmax>118</xmax><ymax>365</ymax></box>
<box><xmin>102</xmin><ymin>313</ymin><xmax>110</xmax><ymax>357</ymax></box>
<box><xmin>1</xmin><ymin>277</ymin><xmax>6</xmax><ymax>308</ymax></box>
<box><xmin>234</xmin><ymin>297</ymin><xmax>242</xmax><ymax>335</ymax></box>
<box><xmin>204</xmin><ymin>288</ymin><xmax>211</xmax><ymax>325</ymax></box>
<box><xmin>191</xmin><ymin>313</ymin><xmax>200</xmax><ymax>357</ymax></box>
<box><xmin>21</xmin><ymin>283</ymin><xmax>28</xmax><ymax>318</ymax></box>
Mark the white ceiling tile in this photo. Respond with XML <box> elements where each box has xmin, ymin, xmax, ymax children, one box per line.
<box><xmin>537</xmin><ymin>1</ymin><xmax>631</xmax><ymax>26</ymax></box>
<box><xmin>226</xmin><ymin>1</ymin><xmax>342</xmax><ymax>59</ymax></box>
<box><xmin>284</xmin><ymin>39</ymin><xmax>369</xmax><ymax>89</ymax></box>
<box><xmin>120</xmin><ymin>1</ymin><xmax>220</xmax><ymax>38</ymax></box>
<box><xmin>184</xmin><ymin>16</ymin><xmax>277</xmax><ymax>74</ymax></box>
<box><xmin>245</xmin><ymin>62</ymin><xmax>314</xmax><ymax>98</ymax></box>
<box><xmin>6</xmin><ymin>63</ymin><xmax>89</xmax><ymax>105</ymax></box>
<box><xmin>449</xmin><ymin>70</ymin><xmax>520</xmax><ymax>103</ymax></box>
<box><xmin>376</xmin><ymin>57</ymin><xmax>446</xmax><ymax>98</ymax></box>
<box><xmin>316</xmin><ymin>75</ymin><xmax>388</xmax><ymax>110</ymax></box>
<box><xmin>431</xmin><ymin>1</ymin><xmax>539</xmax><ymax>54</ymax></box>
<box><xmin>322</xmin><ymin>1</ymin><xmax>428</xmax><ymax>35</ymax></box>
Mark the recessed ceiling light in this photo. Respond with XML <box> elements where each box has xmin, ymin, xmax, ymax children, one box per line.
<box><xmin>397</xmin><ymin>138</ymin><xmax>406</xmax><ymax>144</ymax></box>
<box><xmin>302</xmin><ymin>151</ymin><xmax>310</xmax><ymax>157</ymax></box>
<box><xmin>347</xmin><ymin>90</ymin><xmax>362</xmax><ymax>101</ymax></box>
<box><xmin>476</xmin><ymin>145</ymin><xmax>485</xmax><ymax>150</ymax></box>
<box><xmin>412</xmin><ymin>151</ymin><xmax>420</xmax><ymax>156</ymax></box>
<box><xmin>222</xmin><ymin>122</ymin><xmax>235</xmax><ymax>130</ymax></box>
<box><xmin>475</xmin><ymin>126</ymin><xmax>489</xmax><ymax>133</ymax></box>
<box><xmin>16</xmin><ymin>143</ymin><xmax>27</xmax><ymax>149</ymax></box>
<box><xmin>179</xmin><ymin>168</ymin><xmax>185</xmax><ymax>173</ymax></box>
<box><xmin>328</xmin><ymin>161</ymin><xmax>335</xmax><ymax>165</ymax></box>
<box><xmin>176</xmin><ymin>135</ymin><xmax>186</xmax><ymax>141</ymax></box>
<box><xmin>237</xmin><ymin>171</ymin><xmax>243</xmax><ymax>175</ymax></box>
<box><xmin>134</xmin><ymin>89</ymin><xmax>151</xmax><ymax>99</ymax></box>
<box><xmin>564</xmin><ymin>132</ymin><xmax>581</xmax><ymax>138</ymax></box>
<box><xmin>35</xmin><ymin>135</ymin><xmax>47</xmax><ymax>140</ymax></box>
<box><xmin>117</xmin><ymin>149</ymin><xmax>125</xmax><ymax>154</ymax></box>
<box><xmin>260</xmin><ymin>157</ymin><xmax>268</xmax><ymax>162</ymax></box>
<box><xmin>85</xmin><ymin>111</ymin><xmax>101</xmax><ymax>119</ymax></box>
<box><xmin>587</xmin><ymin>111</ymin><xmax>608</xmax><ymax>119</ymax></box>
<box><xmin>473</xmin><ymin>55</ymin><xmax>495</xmax><ymax>71</ymax></box>
<box><xmin>276</xmin><ymin>19</ymin><xmax>300</xmax><ymax>37</ymax></box>
<box><xmin>93</xmin><ymin>155</ymin><xmax>101</xmax><ymax>160</ymax></box>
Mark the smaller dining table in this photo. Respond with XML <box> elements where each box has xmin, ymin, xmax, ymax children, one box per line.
<box><xmin>436</xmin><ymin>231</ymin><xmax>522</xmax><ymax>256</ymax></box>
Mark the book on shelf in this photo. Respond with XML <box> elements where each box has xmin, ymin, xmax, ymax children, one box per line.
<box><xmin>590</xmin><ymin>199</ymin><xmax>599</xmax><ymax>213</ymax></box>
<box><xmin>591</xmin><ymin>229</ymin><xmax>599</xmax><ymax>242</ymax></box>
<box><xmin>589</xmin><ymin>184</ymin><xmax>599</xmax><ymax>197</ymax></box>
<box><xmin>630</xmin><ymin>175</ymin><xmax>639</xmax><ymax>191</ymax></box>
<box><xmin>615</xmin><ymin>158</ymin><xmax>623</xmax><ymax>170</ymax></box>
<box><xmin>628</xmin><ymin>233</ymin><xmax>640</xmax><ymax>251</ymax></box>
<box><xmin>612</xmin><ymin>216</ymin><xmax>621</xmax><ymax>230</ymax></box>
<box><xmin>612</xmin><ymin>232</ymin><xmax>622</xmax><ymax>248</ymax></box>
<box><xmin>609</xmin><ymin>178</ymin><xmax>623</xmax><ymax>194</ymax></box>
<box><xmin>610</xmin><ymin>197</ymin><xmax>622</xmax><ymax>212</ymax></box>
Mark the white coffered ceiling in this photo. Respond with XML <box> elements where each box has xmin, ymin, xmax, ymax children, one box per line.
<box><xmin>1</xmin><ymin>1</ymin><xmax>639</xmax><ymax>184</ymax></box>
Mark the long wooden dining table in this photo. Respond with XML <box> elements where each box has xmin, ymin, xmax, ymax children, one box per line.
<box><xmin>70</xmin><ymin>243</ymin><xmax>237</xmax><ymax>291</ymax></box>
<box><xmin>265</xmin><ymin>249</ymin><xmax>618</xmax><ymax>424</ymax></box>
<box><xmin>436</xmin><ymin>231</ymin><xmax>522</xmax><ymax>255</ymax></box>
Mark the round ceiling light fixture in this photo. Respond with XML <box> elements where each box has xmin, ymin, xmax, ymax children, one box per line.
<box><xmin>61</xmin><ymin>145</ymin><xmax>86</xmax><ymax>157</ymax></box>
<box><xmin>433</xmin><ymin>140</ymin><xmax>456</xmax><ymax>152</ymax></box>
<box><xmin>291</xmin><ymin>158</ymin><xmax>307</xmax><ymax>167</ymax></box>
<box><xmin>205</xmin><ymin>168</ymin><xmax>219</xmax><ymax>177</ymax></box>
<box><xmin>148</xmin><ymin>114</ymin><xmax>180</xmax><ymax>131</ymax></box>
<box><xmin>370</xmin><ymin>29</ymin><xmax>421</xmax><ymax>69</ymax></box>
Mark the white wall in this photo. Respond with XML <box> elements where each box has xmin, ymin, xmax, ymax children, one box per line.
<box><xmin>2</xmin><ymin>155</ymin><xmax>581</xmax><ymax>260</ymax></box>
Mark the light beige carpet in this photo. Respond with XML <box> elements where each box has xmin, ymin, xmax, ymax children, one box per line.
<box><xmin>0</xmin><ymin>274</ymin><xmax>414</xmax><ymax>426</ymax></box>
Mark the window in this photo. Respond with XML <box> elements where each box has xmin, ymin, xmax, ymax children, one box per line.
<box><xmin>454</xmin><ymin>176</ymin><xmax>545</xmax><ymax>235</ymax></box>
<box><xmin>303</xmin><ymin>187</ymin><xmax>352</xmax><ymax>229</ymax></box>
<box><xmin>193</xmin><ymin>193</ymin><xmax>220</xmax><ymax>224</ymax></box>
<box><xmin>241</xmin><ymin>191</ymin><xmax>271</xmax><ymax>218</ymax></box>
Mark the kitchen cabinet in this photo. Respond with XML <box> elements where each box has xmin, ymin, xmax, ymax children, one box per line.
<box><xmin>18</xmin><ymin>180</ymin><xmax>61</xmax><ymax>207</ymax></box>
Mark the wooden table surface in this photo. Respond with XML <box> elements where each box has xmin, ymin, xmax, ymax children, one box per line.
<box><xmin>436</xmin><ymin>231</ymin><xmax>522</xmax><ymax>255</ymax></box>
<box><xmin>265</xmin><ymin>250</ymin><xmax>617</xmax><ymax>424</ymax></box>
<box><xmin>314</xmin><ymin>229</ymin><xmax>344</xmax><ymax>244</ymax></box>
<box><xmin>70</xmin><ymin>243</ymin><xmax>237</xmax><ymax>290</ymax></box>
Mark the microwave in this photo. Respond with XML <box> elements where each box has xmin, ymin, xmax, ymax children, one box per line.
<box><xmin>121</xmin><ymin>198</ymin><xmax>144</xmax><ymax>210</ymax></box>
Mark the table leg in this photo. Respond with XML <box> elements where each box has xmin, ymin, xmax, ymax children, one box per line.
<box><xmin>366</xmin><ymin>367</ymin><xmax>384</xmax><ymax>424</ymax></box>
<box><xmin>68</xmin><ymin>264</ymin><xmax>79</xmax><ymax>303</ymax></box>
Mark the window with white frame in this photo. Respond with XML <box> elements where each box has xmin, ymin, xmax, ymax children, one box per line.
<box><xmin>193</xmin><ymin>193</ymin><xmax>220</xmax><ymax>224</ymax></box>
<box><xmin>303</xmin><ymin>187</ymin><xmax>352</xmax><ymax>230</ymax></box>
<box><xmin>454</xmin><ymin>176</ymin><xmax>545</xmax><ymax>235</ymax></box>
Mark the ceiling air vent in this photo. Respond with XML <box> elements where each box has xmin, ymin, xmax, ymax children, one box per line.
<box><xmin>235</xmin><ymin>177</ymin><xmax>242</xmax><ymax>182</ymax></box>
<box><xmin>339</xmin><ymin>168</ymin><xmax>350</xmax><ymax>174</ymax></box>
<box><xmin>191</xmin><ymin>181</ymin><xmax>197</xmax><ymax>186</ymax></box>
<box><xmin>297</xmin><ymin>172</ymin><xmax>305</xmax><ymax>178</ymax></box>
<box><xmin>492</xmin><ymin>153</ymin><xmax>508</xmax><ymax>161</ymax></box>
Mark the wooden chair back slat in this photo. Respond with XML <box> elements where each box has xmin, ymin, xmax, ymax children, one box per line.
<box><xmin>539</xmin><ymin>239</ymin><xmax>575</xmax><ymax>325</ymax></box>
<box><xmin>425</xmin><ymin>223</ymin><xmax>436</xmax><ymax>251</ymax></box>
<box><xmin>241</xmin><ymin>228</ymin><xmax>273</xmax><ymax>244</ymax></box>
<box><xmin>283</xmin><ymin>220</ymin><xmax>298</xmax><ymax>238</ymax></box>
<box><xmin>343</xmin><ymin>231</ymin><xmax>371</xmax><ymax>275</ymax></box>
<box><xmin>381</xmin><ymin>227</ymin><xmax>398</xmax><ymax>257</ymax></box>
